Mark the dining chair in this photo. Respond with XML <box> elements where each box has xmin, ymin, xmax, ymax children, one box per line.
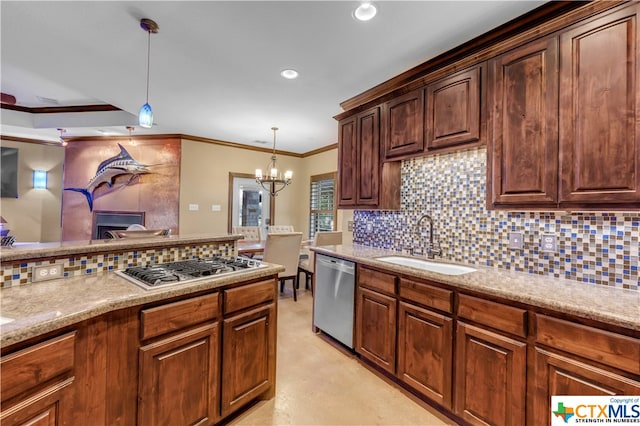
<box><xmin>262</xmin><ymin>232</ymin><xmax>304</xmax><ymax>301</ymax></box>
<box><xmin>232</xmin><ymin>226</ymin><xmax>263</xmax><ymax>241</ymax></box>
<box><xmin>298</xmin><ymin>231</ymin><xmax>343</xmax><ymax>293</ymax></box>
<box><xmin>268</xmin><ymin>225</ymin><xmax>294</xmax><ymax>233</ymax></box>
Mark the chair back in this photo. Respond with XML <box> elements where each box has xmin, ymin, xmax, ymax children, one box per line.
<box><xmin>268</xmin><ymin>225</ymin><xmax>294</xmax><ymax>233</ymax></box>
<box><xmin>314</xmin><ymin>231</ymin><xmax>343</xmax><ymax>246</ymax></box>
<box><xmin>233</xmin><ymin>226</ymin><xmax>263</xmax><ymax>241</ymax></box>
<box><xmin>105</xmin><ymin>229</ymin><xmax>170</xmax><ymax>239</ymax></box>
<box><xmin>303</xmin><ymin>231</ymin><xmax>343</xmax><ymax>274</ymax></box>
<box><xmin>262</xmin><ymin>232</ymin><xmax>303</xmax><ymax>278</ymax></box>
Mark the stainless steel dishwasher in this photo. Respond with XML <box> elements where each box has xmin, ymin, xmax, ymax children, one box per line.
<box><xmin>313</xmin><ymin>253</ymin><xmax>356</xmax><ymax>349</ymax></box>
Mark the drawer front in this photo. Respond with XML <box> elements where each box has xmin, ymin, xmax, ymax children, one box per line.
<box><xmin>536</xmin><ymin>314</ymin><xmax>640</xmax><ymax>374</ymax></box>
<box><xmin>223</xmin><ymin>279</ymin><xmax>276</xmax><ymax>315</ymax></box>
<box><xmin>141</xmin><ymin>293</ymin><xmax>220</xmax><ymax>340</ymax></box>
<box><xmin>1</xmin><ymin>331</ymin><xmax>76</xmax><ymax>402</ymax></box>
<box><xmin>399</xmin><ymin>278</ymin><xmax>453</xmax><ymax>313</ymax></box>
<box><xmin>458</xmin><ymin>294</ymin><xmax>528</xmax><ymax>338</ymax></box>
<box><xmin>358</xmin><ymin>266</ymin><xmax>397</xmax><ymax>296</ymax></box>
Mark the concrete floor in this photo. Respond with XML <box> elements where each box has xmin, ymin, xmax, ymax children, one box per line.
<box><xmin>227</xmin><ymin>288</ymin><xmax>454</xmax><ymax>426</ymax></box>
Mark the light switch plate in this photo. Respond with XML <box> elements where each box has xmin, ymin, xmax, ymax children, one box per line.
<box><xmin>32</xmin><ymin>264</ymin><xmax>64</xmax><ymax>282</ymax></box>
<box><xmin>508</xmin><ymin>232</ymin><xmax>523</xmax><ymax>249</ymax></box>
<box><xmin>211</xmin><ymin>204</ymin><xmax>221</xmax><ymax>211</ymax></box>
<box><xmin>541</xmin><ymin>234</ymin><xmax>557</xmax><ymax>253</ymax></box>
<box><xmin>188</xmin><ymin>204</ymin><xmax>199</xmax><ymax>211</ymax></box>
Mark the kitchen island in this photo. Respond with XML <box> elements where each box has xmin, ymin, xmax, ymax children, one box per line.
<box><xmin>311</xmin><ymin>244</ymin><xmax>640</xmax><ymax>426</ymax></box>
<box><xmin>1</xmin><ymin>233</ymin><xmax>284</xmax><ymax>426</ymax></box>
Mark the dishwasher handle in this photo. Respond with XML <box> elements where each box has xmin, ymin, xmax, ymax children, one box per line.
<box><xmin>317</xmin><ymin>256</ymin><xmax>355</xmax><ymax>274</ymax></box>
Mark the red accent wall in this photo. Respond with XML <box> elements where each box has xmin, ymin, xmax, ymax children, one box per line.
<box><xmin>61</xmin><ymin>137</ymin><xmax>181</xmax><ymax>241</ymax></box>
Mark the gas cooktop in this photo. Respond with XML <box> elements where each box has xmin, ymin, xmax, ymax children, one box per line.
<box><xmin>116</xmin><ymin>256</ymin><xmax>265</xmax><ymax>290</ymax></box>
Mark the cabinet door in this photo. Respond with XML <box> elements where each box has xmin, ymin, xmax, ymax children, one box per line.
<box><xmin>531</xmin><ymin>348</ymin><xmax>640</xmax><ymax>425</ymax></box>
<box><xmin>454</xmin><ymin>322</ymin><xmax>526</xmax><ymax>426</ymax></box>
<box><xmin>426</xmin><ymin>66</ymin><xmax>482</xmax><ymax>150</ymax></box>
<box><xmin>138</xmin><ymin>323</ymin><xmax>220</xmax><ymax>426</ymax></box>
<box><xmin>0</xmin><ymin>379</ymin><xmax>74</xmax><ymax>426</ymax></box>
<box><xmin>397</xmin><ymin>302</ymin><xmax>453</xmax><ymax>408</ymax></box>
<box><xmin>383</xmin><ymin>89</ymin><xmax>424</xmax><ymax>159</ymax></box>
<box><xmin>489</xmin><ymin>36</ymin><xmax>559</xmax><ymax>207</ymax></box>
<box><xmin>356</xmin><ymin>107</ymin><xmax>380</xmax><ymax>206</ymax></box>
<box><xmin>221</xmin><ymin>303</ymin><xmax>276</xmax><ymax>418</ymax></box>
<box><xmin>355</xmin><ymin>286</ymin><xmax>397</xmax><ymax>374</ymax></box>
<box><xmin>559</xmin><ymin>4</ymin><xmax>640</xmax><ymax>205</ymax></box>
<box><xmin>337</xmin><ymin>116</ymin><xmax>357</xmax><ymax>207</ymax></box>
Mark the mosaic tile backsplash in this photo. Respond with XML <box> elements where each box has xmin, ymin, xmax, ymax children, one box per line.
<box><xmin>1</xmin><ymin>242</ymin><xmax>235</xmax><ymax>288</ymax></box>
<box><xmin>353</xmin><ymin>147</ymin><xmax>640</xmax><ymax>290</ymax></box>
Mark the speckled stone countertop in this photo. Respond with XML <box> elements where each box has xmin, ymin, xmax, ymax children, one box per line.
<box><xmin>312</xmin><ymin>244</ymin><xmax>640</xmax><ymax>332</ymax></box>
<box><xmin>0</xmin><ymin>233</ymin><xmax>244</xmax><ymax>263</ymax></box>
<box><xmin>0</xmin><ymin>263</ymin><xmax>284</xmax><ymax>349</ymax></box>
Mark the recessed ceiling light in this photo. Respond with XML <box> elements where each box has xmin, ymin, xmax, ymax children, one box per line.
<box><xmin>280</xmin><ymin>69</ymin><xmax>299</xmax><ymax>79</ymax></box>
<box><xmin>354</xmin><ymin>2</ymin><xmax>377</xmax><ymax>22</ymax></box>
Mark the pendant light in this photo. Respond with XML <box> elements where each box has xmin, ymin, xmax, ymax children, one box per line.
<box><xmin>57</xmin><ymin>128</ymin><xmax>68</xmax><ymax>146</ymax></box>
<box><xmin>126</xmin><ymin>126</ymin><xmax>136</xmax><ymax>146</ymax></box>
<box><xmin>139</xmin><ymin>19</ymin><xmax>158</xmax><ymax>128</ymax></box>
<box><xmin>255</xmin><ymin>127</ymin><xmax>292</xmax><ymax>196</ymax></box>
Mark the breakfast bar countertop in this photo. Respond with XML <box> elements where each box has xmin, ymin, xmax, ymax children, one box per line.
<box><xmin>0</xmin><ymin>233</ymin><xmax>245</xmax><ymax>263</ymax></box>
<box><xmin>312</xmin><ymin>244</ymin><xmax>640</xmax><ymax>332</ymax></box>
<box><xmin>0</xmin><ymin>262</ymin><xmax>284</xmax><ymax>349</ymax></box>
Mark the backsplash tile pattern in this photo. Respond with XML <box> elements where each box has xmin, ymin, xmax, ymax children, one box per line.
<box><xmin>353</xmin><ymin>147</ymin><xmax>640</xmax><ymax>290</ymax></box>
<box><xmin>1</xmin><ymin>242</ymin><xmax>235</xmax><ymax>287</ymax></box>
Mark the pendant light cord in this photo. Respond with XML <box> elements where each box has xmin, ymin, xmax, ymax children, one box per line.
<box><xmin>145</xmin><ymin>30</ymin><xmax>151</xmax><ymax>104</ymax></box>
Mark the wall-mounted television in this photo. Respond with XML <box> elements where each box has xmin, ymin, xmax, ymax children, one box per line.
<box><xmin>1</xmin><ymin>147</ymin><xmax>19</xmax><ymax>198</ymax></box>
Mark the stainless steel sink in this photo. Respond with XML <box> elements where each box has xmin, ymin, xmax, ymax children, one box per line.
<box><xmin>376</xmin><ymin>256</ymin><xmax>476</xmax><ymax>275</ymax></box>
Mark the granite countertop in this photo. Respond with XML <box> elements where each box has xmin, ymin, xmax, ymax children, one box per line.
<box><xmin>0</xmin><ymin>233</ymin><xmax>245</xmax><ymax>262</ymax></box>
<box><xmin>312</xmin><ymin>244</ymin><xmax>640</xmax><ymax>332</ymax></box>
<box><xmin>0</xmin><ymin>263</ymin><xmax>284</xmax><ymax>349</ymax></box>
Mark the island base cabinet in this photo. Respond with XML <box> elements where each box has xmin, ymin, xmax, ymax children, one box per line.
<box><xmin>397</xmin><ymin>302</ymin><xmax>452</xmax><ymax>409</ymax></box>
<box><xmin>454</xmin><ymin>322</ymin><xmax>526</xmax><ymax>426</ymax></box>
<box><xmin>138</xmin><ymin>323</ymin><xmax>220</xmax><ymax>426</ymax></box>
<box><xmin>530</xmin><ymin>348</ymin><xmax>640</xmax><ymax>425</ymax></box>
<box><xmin>221</xmin><ymin>303</ymin><xmax>276</xmax><ymax>418</ymax></box>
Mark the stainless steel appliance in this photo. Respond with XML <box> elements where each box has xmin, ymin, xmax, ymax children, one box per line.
<box><xmin>313</xmin><ymin>254</ymin><xmax>356</xmax><ymax>349</ymax></box>
<box><xmin>117</xmin><ymin>256</ymin><xmax>264</xmax><ymax>290</ymax></box>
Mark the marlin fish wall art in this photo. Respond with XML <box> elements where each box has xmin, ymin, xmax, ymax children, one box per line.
<box><xmin>64</xmin><ymin>144</ymin><xmax>152</xmax><ymax>211</ymax></box>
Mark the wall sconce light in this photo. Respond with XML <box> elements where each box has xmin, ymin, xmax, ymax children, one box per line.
<box><xmin>33</xmin><ymin>170</ymin><xmax>48</xmax><ymax>190</ymax></box>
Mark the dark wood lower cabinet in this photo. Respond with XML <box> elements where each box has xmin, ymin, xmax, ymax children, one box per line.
<box><xmin>0</xmin><ymin>379</ymin><xmax>75</xmax><ymax>426</ymax></box>
<box><xmin>454</xmin><ymin>322</ymin><xmax>527</xmax><ymax>426</ymax></box>
<box><xmin>138</xmin><ymin>323</ymin><xmax>220</xmax><ymax>426</ymax></box>
<box><xmin>221</xmin><ymin>303</ymin><xmax>276</xmax><ymax>418</ymax></box>
<box><xmin>356</xmin><ymin>286</ymin><xmax>397</xmax><ymax>374</ymax></box>
<box><xmin>530</xmin><ymin>347</ymin><xmax>640</xmax><ymax>425</ymax></box>
<box><xmin>397</xmin><ymin>301</ymin><xmax>452</xmax><ymax>408</ymax></box>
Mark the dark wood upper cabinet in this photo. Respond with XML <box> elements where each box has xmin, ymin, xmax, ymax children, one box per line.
<box><xmin>559</xmin><ymin>3</ymin><xmax>640</xmax><ymax>206</ymax></box>
<box><xmin>357</xmin><ymin>107</ymin><xmax>380</xmax><ymax>206</ymax></box>
<box><xmin>337</xmin><ymin>116</ymin><xmax>357</xmax><ymax>207</ymax></box>
<box><xmin>383</xmin><ymin>89</ymin><xmax>425</xmax><ymax>160</ymax></box>
<box><xmin>488</xmin><ymin>36</ymin><xmax>559</xmax><ymax>207</ymax></box>
<box><xmin>338</xmin><ymin>107</ymin><xmax>401</xmax><ymax>210</ymax></box>
<box><xmin>426</xmin><ymin>65</ymin><xmax>483</xmax><ymax>151</ymax></box>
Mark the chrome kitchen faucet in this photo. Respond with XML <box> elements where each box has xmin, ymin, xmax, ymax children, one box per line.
<box><xmin>414</xmin><ymin>214</ymin><xmax>442</xmax><ymax>259</ymax></box>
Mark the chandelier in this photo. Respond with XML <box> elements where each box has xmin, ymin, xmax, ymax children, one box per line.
<box><xmin>255</xmin><ymin>127</ymin><xmax>292</xmax><ymax>196</ymax></box>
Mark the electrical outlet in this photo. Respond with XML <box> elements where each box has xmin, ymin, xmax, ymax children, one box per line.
<box><xmin>32</xmin><ymin>264</ymin><xmax>64</xmax><ymax>282</ymax></box>
<box><xmin>347</xmin><ymin>221</ymin><xmax>354</xmax><ymax>232</ymax></box>
<box><xmin>541</xmin><ymin>234</ymin><xmax>557</xmax><ymax>253</ymax></box>
<box><xmin>508</xmin><ymin>232</ymin><xmax>523</xmax><ymax>249</ymax></box>
<box><xmin>366</xmin><ymin>223</ymin><xmax>373</xmax><ymax>233</ymax></box>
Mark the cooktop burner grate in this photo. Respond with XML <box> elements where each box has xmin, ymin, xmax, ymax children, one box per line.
<box><xmin>117</xmin><ymin>256</ymin><xmax>264</xmax><ymax>289</ymax></box>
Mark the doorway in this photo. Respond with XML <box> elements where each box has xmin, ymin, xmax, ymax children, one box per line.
<box><xmin>228</xmin><ymin>173</ymin><xmax>273</xmax><ymax>238</ymax></box>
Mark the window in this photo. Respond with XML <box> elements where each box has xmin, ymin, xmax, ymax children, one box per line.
<box><xmin>309</xmin><ymin>172</ymin><xmax>336</xmax><ymax>239</ymax></box>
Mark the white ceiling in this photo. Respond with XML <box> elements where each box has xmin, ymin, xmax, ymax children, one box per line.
<box><xmin>1</xmin><ymin>1</ymin><xmax>545</xmax><ymax>153</ymax></box>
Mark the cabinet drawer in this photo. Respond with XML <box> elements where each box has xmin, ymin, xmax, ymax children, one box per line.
<box><xmin>399</xmin><ymin>278</ymin><xmax>453</xmax><ymax>313</ymax></box>
<box><xmin>1</xmin><ymin>331</ymin><xmax>76</xmax><ymax>402</ymax></box>
<box><xmin>141</xmin><ymin>293</ymin><xmax>219</xmax><ymax>340</ymax></box>
<box><xmin>536</xmin><ymin>315</ymin><xmax>640</xmax><ymax>374</ymax></box>
<box><xmin>358</xmin><ymin>266</ymin><xmax>397</xmax><ymax>296</ymax></box>
<box><xmin>458</xmin><ymin>294</ymin><xmax>527</xmax><ymax>338</ymax></box>
<box><xmin>223</xmin><ymin>279</ymin><xmax>276</xmax><ymax>314</ymax></box>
